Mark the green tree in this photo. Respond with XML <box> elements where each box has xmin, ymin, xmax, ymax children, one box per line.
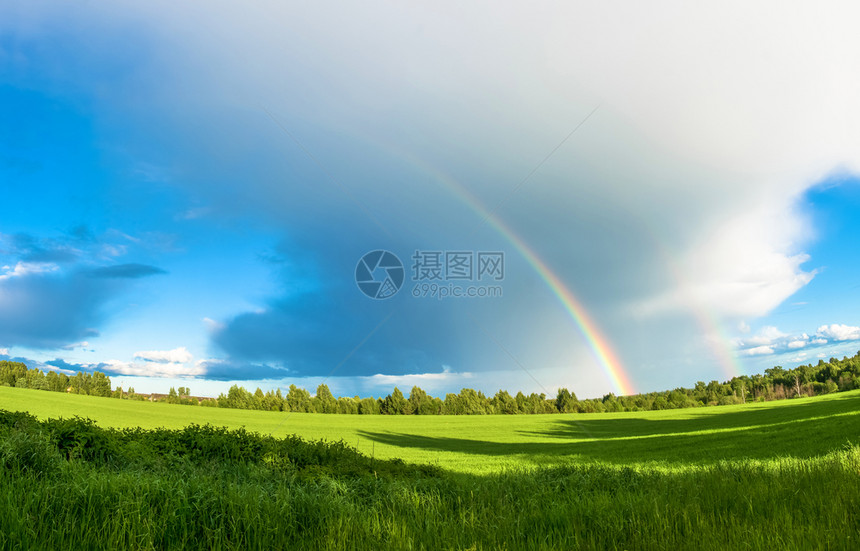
<box><xmin>408</xmin><ymin>386</ymin><xmax>433</xmax><ymax>414</ymax></box>
<box><xmin>492</xmin><ymin>390</ymin><xmax>518</xmax><ymax>414</ymax></box>
<box><xmin>286</xmin><ymin>384</ymin><xmax>311</xmax><ymax>412</ymax></box>
<box><xmin>555</xmin><ymin>388</ymin><xmax>577</xmax><ymax>413</ymax></box>
<box><xmin>316</xmin><ymin>384</ymin><xmax>337</xmax><ymax>414</ymax></box>
<box><xmin>90</xmin><ymin>372</ymin><xmax>112</xmax><ymax>397</ymax></box>
<box><xmin>381</xmin><ymin>387</ymin><xmax>412</xmax><ymax>415</ymax></box>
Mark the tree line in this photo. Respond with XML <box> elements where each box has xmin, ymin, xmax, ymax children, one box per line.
<box><xmin>2</xmin><ymin>351</ymin><xmax>859</xmax><ymax>414</ymax></box>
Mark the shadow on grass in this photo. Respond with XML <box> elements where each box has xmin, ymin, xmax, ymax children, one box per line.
<box><xmin>523</xmin><ymin>391</ymin><xmax>860</xmax><ymax>441</ymax></box>
<box><xmin>358</xmin><ymin>392</ymin><xmax>860</xmax><ymax>466</ymax></box>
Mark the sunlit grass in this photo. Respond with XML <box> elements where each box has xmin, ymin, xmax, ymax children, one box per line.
<box><xmin>2</xmin><ymin>386</ymin><xmax>858</xmax><ymax>473</ymax></box>
<box><xmin>2</xmin><ymin>387</ymin><xmax>859</xmax><ymax>548</ymax></box>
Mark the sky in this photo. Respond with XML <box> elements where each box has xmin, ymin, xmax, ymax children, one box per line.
<box><xmin>1</xmin><ymin>1</ymin><xmax>860</xmax><ymax>399</ymax></box>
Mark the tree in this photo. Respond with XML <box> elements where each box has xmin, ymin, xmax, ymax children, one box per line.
<box><xmin>492</xmin><ymin>390</ymin><xmax>518</xmax><ymax>414</ymax></box>
<box><xmin>286</xmin><ymin>384</ymin><xmax>311</xmax><ymax>412</ymax></box>
<box><xmin>316</xmin><ymin>384</ymin><xmax>337</xmax><ymax>414</ymax></box>
<box><xmin>358</xmin><ymin>396</ymin><xmax>380</xmax><ymax>414</ymax></box>
<box><xmin>408</xmin><ymin>386</ymin><xmax>432</xmax><ymax>414</ymax></box>
<box><xmin>381</xmin><ymin>387</ymin><xmax>411</xmax><ymax>415</ymax></box>
<box><xmin>454</xmin><ymin>388</ymin><xmax>489</xmax><ymax>415</ymax></box>
<box><xmin>90</xmin><ymin>372</ymin><xmax>112</xmax><ymax>397</ymax></box>
<box><xmin>555</xmin><ymin>388</ymin><xmax>577</xmax><ymax>413</ymax></box>
<box><xmin>337</xmin><ymin>396</ymin><xmax>359</xmax><ymax>414</ymax></box>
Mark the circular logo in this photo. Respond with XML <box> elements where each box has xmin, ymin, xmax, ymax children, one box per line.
<box><xmin>355</xmin><ymin>250</ymin><xmax>404</xmax><ymax>299</ymax></box>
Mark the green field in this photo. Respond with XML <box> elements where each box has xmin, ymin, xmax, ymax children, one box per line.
<box><xmin>2</xmin><ymin>386</ymin><xmax>860</xmax><ymax>549</ymax></box>
<box><xmin>2</xmin><ymin>385</ymin><xmax>858</xmax><ymax>473</ymax></box>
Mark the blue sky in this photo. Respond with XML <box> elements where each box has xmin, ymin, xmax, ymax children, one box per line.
<box><xmin>2</xmin><ymin>2</ymin><xmax>860</xmax><ymax>398</ymax></box>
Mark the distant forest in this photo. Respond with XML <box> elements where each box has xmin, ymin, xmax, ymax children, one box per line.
<box><xmin>2</xmin><ymin>352</ymin><xmax>859</xmax><ymax>415</ymax></box>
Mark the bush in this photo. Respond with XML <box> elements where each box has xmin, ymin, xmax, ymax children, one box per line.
<box><xmin>42</xmin><ymin>416</ymin><xmax>119</xmax><ymax>463</ymax></box>
<box><xmin>0</xmin><ymin>428</ymin><xmax>63</xmax><ymax>475</ymax></box>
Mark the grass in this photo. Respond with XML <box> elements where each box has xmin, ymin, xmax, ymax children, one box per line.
<box><xmin>2</xmin><ymin>386</ymin><xmax>859</xmax><ymax>473</ymax></box>
<box><xmin>1</xmin><ymin>387</ymin><xmax>859</xmax><ymax>549</ymax></box>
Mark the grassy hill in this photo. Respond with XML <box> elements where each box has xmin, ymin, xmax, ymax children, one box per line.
<box><xmin>2</xmin><ymin>385</ymin><xmax>858</xmax><ymax>473</ymax></box>
<box><xmin>2</xmin><ymin>386</ymin><xmax>859</xmax><ymax>549</ymax></box>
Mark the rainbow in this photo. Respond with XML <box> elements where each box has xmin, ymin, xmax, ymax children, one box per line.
<box><xmin>387</xmin><ymin>149</ymin><xmax>637</xmax><ymax>396</ymax></box>
<box><xmin>389</xmin><ymin>145</ymin><xmax>743</xmax><ymax>388</ymax></box>
<box><xmin>649</xmin><ymin>242</ymin><xmax>745</xmax><ymax>380</ymax></box>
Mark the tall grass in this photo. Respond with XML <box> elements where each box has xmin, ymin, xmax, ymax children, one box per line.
<box><xmin>1</xmin><ymin>409</ymin><xmax>859</xmax><ymax>550</ymax></box>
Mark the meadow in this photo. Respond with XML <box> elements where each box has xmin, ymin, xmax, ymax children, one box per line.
<box><xmin>2</xmin><ymin>385</ymin><xmax>859</xmax><ymax>473</ymax></box>
<box><xmin>1</xmin><ymin>386</ymin><xmax>859</xmax><ymax>549</ymax></box>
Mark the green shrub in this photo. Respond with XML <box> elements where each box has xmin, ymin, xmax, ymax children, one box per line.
<box><xmin>0</xmin><ymin>428</ymin><xmax>63</xmax><ymax>475</ymax></box>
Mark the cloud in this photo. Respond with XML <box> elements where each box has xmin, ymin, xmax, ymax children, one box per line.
<box><xmin>0</xmin><ymin>348</ymin><xmax>8</xmax><ymax>356</ymax></box>
<box><xmin>87</xmin><ymin>263</ymin><xmax>166</xmax><ymax>279</ymax></box>
<box><xmin>61</xmin><ymin>341</ymin><xmax>90</xmax><ymax>350</ymax></box>
<box><xmin>45</xmin><ymin>355</ymin><xmax>208</xmax><ymax>379</ymax></box>
<box><xmin>45</xmin><ymin>358</ymin><xmax>86</xmax><ymax>373</ymax></box>
<box><xmin>0</xmin><ymin>267</ymin><xmax>108</xmax><ymax>349</ymax></box>
<box><xmin>359</xmin><ymin>367</ymin><xmax>474</xmax><ymax>394</ymax></box>
<box><xmin>743</xmin><ymin>326</ymin><xmax>788</xmax><ymax>347</ymax></box>
<box><xmin>94</xmin><ymin>359</ymin><xmax>205</xmax><ymax>379</ymax></box>
<box><xmin>0</xmin><ymin>262</ymin><xmax>59</xmax><ymax>280</ymax></box>
<box><xmin>817</xmin><ymin>324</ymin><xmax>860</xmax><ymax>342</ymax></box>
<box><xmin>5</xmin><ymin>2</ymin><xmax>860</xmax><ymax>392</ymax></box>
<box><xmin>202</xmin><ymin>317</ymin><xmax>225</xmax><ymax>333</ymax></box>
<box><xmin>0</xmin><ymin>233</ymin><xmax>80</xmax><ymax>265</ymax></box>
<box><xmin>134</xmin><ymin>346</ymin><xmax>193</xmax><ymax>364</ymax></box>
<box><xmin>102</xmin><ymin>1</ymin><xmax>855</xmax><ymax>385</ymax></box>
<box><xmin>0</xmin><ymin>232</ymin><xmax>168</xmax><ymax>349</ymax></box>
<box><xmin>635</xmin><ymin>206</ymin><xmax>817</xmax><ymax>319</ymax></box>
<box><xmin>197</xmin><ymin>359</ymin><xmax>290</xmax><ymax>381</ymax></box>
<box><xmin>745</xmin><ymin>346</ymin><xmax>775</xmax><ymax>356</ymax></box>
<box><xmin>735</xmin><ymin>324</ymin><xmax>860</xmax><ymax>361</ymax></box>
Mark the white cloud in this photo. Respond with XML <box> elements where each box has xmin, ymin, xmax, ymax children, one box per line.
<box><xmin>741</xmin><ymin>326</ymin><xmax>788</xmax><ymax>347</ymax></box>
<box><xmin>637</xmin><ymin>205</ymin><xmax>816</xmax><ymax>319</ymax></box>
<box><xmin>0</xmin><ymin>262</ymin><xmax>59</xmax><ymax>280</ymax></box>
<box><xmin>134</xmin><ymin>346</ymin><xmax>193</xmax><ymax>364</ymax></box>
<box><xmin>99</xmin><ymin>358</ymin><xmax>206</xmax><ymax>378</ymax></box>
<box><xmin>0</xmin><ymin>348</ymin><xmax>8</xmax><ymax>356</ymax></box>
<box><xmin>745</xmin><ymin>345</ymin><xmax>775</xmax><ymax>356</ymax></box>
<box><xmin>817</xmin><ymin>324</ymin><xmax>860</xmax><ymax>341</ymax></box>
<box><xmin>812</xmin><ymin>338</ymin><xmax>828</xmax><ymax>345</ymax></box>
<box><xmin>787</xmin><ymin>340</ymin><xmax>807</xmax><ymax>349</ymax></box>
<box><xmin>202</xmin><ymin>317</ymin><xmax>225</xmax><ymax>333</ymax></box>
<box><xmin>362</xmin><ymin>366</ymin><xmax>472</xmax><ymax>387</ymax></box>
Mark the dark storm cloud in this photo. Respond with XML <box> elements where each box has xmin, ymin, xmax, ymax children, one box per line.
<box><xmin>208</xmin><ymin>228</ymin><xmax>492</xmax><ymax>379</ymax></box>
<box><xmin>0</xmin><ymin>261</ymin><xmax>164</xmax><ymax>350</ymax></box>
<box><xmin>198</xmin><ymin>359</ymin><xmax>290</xmax><ymax>381</ymax></box>
<box><xmin>0</xmin><ymin>232</ymin><xmax>79</xmax><ymax>264</ymax></box>
<box><xmin>45</xmin><ymin>358</ymin><xmax>85</xmax><ymax>372</ymax></box>
<box><xmin>0</xmin><ymin>269</ymin><xmax>108</xmax><ymax>349</ymax></box>
<box><xmin>87</xmin><ymin>263</ymin><xmax>167</xmax><ymax>279</ymax></box>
